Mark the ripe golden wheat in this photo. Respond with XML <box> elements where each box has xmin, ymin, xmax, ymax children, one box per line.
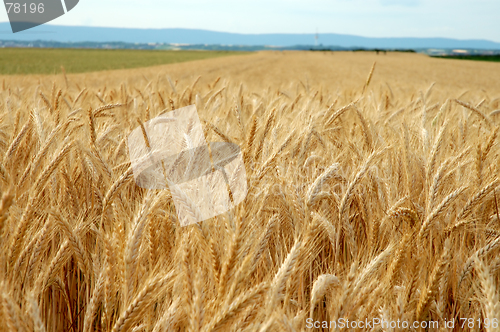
<box><xmin>1</xmin><ymin>54</ymin><xmax>500</xmax><ymax>331</ymax></box>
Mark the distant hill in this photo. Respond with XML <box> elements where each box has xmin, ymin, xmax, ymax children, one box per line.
<box><xmin>1</xmin><ymin>23</ymin><xmax>500</xmax><ymax>50</ymax></box>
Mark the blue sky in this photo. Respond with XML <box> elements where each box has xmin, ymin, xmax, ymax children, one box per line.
<box><xmin>2</xmin><ymin>0</ymin><xmax>499</xmax><ymax>42</ymax></box>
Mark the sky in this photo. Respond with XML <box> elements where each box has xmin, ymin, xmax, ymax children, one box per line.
<box><xmin>1</xmin><ymin>0</ymin><xmax>500</xmax><ymax>42</ymax></box>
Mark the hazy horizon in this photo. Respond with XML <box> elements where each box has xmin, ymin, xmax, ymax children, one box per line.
<box><xmin>1</xmin><ymin>23</ymin><xmax>499</xmax><ymax>43</ymax></box>
<box><xmin>2</xmin><ymin>23</ymin><xmax>500</xmax><ymax>50</ymax></box>
<box><xmin>1</xmin><ymin>0</ymin><xmax>499</xmax><ymax>42</ymax></box>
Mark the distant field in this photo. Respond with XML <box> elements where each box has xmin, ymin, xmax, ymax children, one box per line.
<box><xmin>0</xmin><ymin>48</ymin><xmax>244</xmax><ymax>75</ymax></box>
<box><xmin>432</xmin><ymin>54</ymin><xmax>500</xmax><ymax>63</ymax></box>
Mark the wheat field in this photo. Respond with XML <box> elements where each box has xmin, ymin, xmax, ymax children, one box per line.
<box><xmin>1</xmin><ymin>51</ymin><xmax>500</xmax><ymax>331</ymax></box>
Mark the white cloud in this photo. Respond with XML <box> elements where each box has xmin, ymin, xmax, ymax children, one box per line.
<box><xmin>380</xmin><ymin>0</ymin><xmax>420</xmax><ymax>6</ymax></box>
